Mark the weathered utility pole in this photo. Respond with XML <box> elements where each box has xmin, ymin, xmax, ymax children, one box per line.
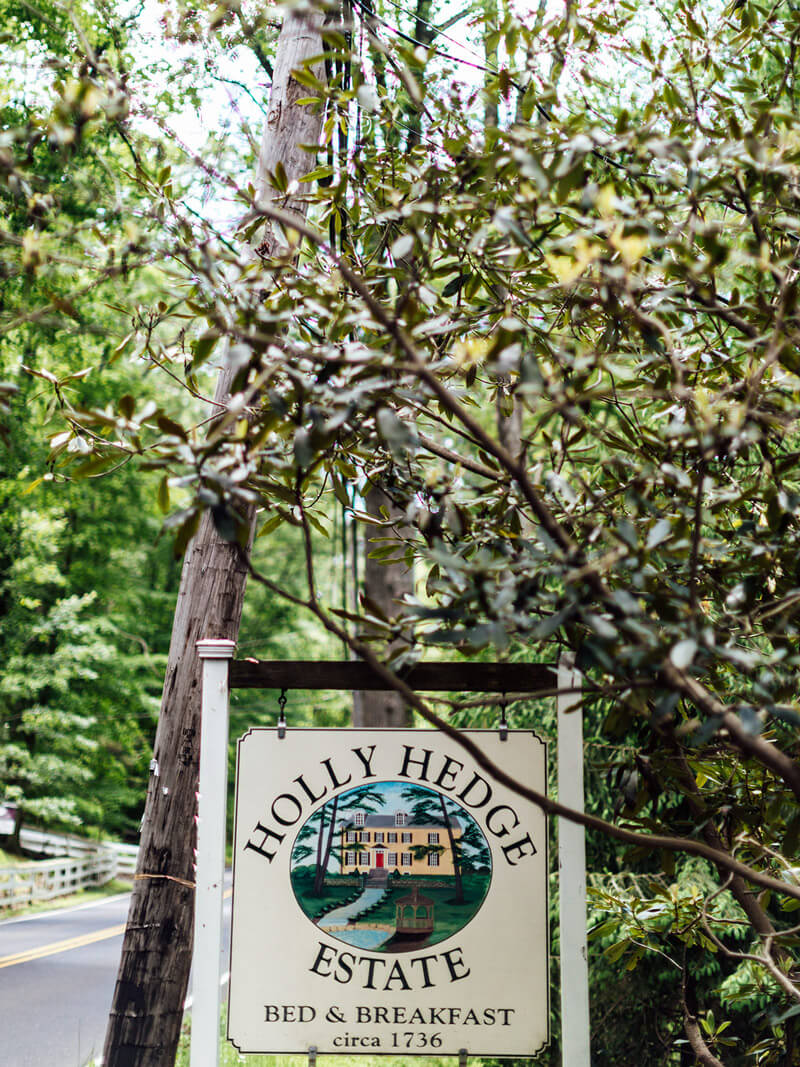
<box><xmin>353</xmin><ymin>485</ymin><xmax>414</xmax><ymax>727</ymax></box>
<box><xmin>103</xmin><ymin>13</ymin><xmax>328</xmax><ymax>1065</ymax></box>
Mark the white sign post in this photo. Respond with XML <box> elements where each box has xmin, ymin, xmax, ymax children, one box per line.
<box><xmin>190</xmin><ymin>650</ymin><xmax>590</xmax><ymax>1066</ymax></box>
<box><xmin>557</xmin><ymin>653</ymin><xmax>590</xmax><ymax>1066</ymax></box>
<box><xmin>228</xmin><ymin>729</ymin><xmax>548</xmax><ymax>1057</ymax></box>
<box><xmin>192</xmin><ymin>638</ymin><xmax>236</xmax><ymax>1067</ymax></box>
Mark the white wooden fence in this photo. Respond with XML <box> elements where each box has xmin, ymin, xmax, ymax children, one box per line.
<box><xmin>107</xmin><ymin>841</ymin><xmax>138</xmax><ymax>877</ymax></box>
<box><xmin>0</xmin><ymin>851</ymin><xmax>118</xmax><ymax>909</ymax></box>
<box><xmin>0</xmin><ymin>826</ymin><xmax>140</xmax><ymax>909</ymax></box>
<box><xmin>16</xmin><ymin>827</ymin><xmax>138</xmax><ymax>873</ymax></box>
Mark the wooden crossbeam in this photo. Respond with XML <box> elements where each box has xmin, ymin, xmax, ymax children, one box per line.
<box><xmin>229</xmin><ymin>659</ymin><xmax>557</xmax><ymax>692</ymax></box>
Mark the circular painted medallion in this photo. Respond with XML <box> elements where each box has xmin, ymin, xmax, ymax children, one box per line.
<box><xmin>290</xmin><ymin>780</ymin><xmax>492</xmax><ymax>954</ymax></box>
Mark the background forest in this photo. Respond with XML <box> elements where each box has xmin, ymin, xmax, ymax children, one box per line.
<box><xmin>3</xmin><ymin>0</ymin><xmax>800</xmax><ymax>1064</ymax></box>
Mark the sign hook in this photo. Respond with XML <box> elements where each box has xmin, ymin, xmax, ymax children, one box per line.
<box><xmin>277</xmin><ymin>687</ymin><xmax>288</xmax><ymax>739</ymax></box>
<box><xmin>499</xmin><ymin>691</ymin><xmax>508</xmax><ymax>741</ymax></box>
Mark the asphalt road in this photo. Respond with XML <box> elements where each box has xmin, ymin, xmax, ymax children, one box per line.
<box><xmin>0</xmin><ymin>884</ymin><xmax>231</xmax><ymax>1067</ymax></box>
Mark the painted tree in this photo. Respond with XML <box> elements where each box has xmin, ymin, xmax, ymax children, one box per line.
<box><xmin>402</xmin><ymin>785</ymin><xmax>464</xmax><ymax>901</ymax></box>
<box><xmin>458</xmin><ymin>819</ymin><xmax>491</xmax><ymax>875</ymax></box>
<box><xmin>315</xmin><ymin>785</ymin><xmax>385</xmax><ymax>893</ymax></box>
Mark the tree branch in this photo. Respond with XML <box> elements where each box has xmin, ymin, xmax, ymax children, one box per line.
<box><xmin>245</xmin><ymin>557</ymin><xmax>800</xmax><ymax>903</ymax></box>
<box><xmin>245</xmin><ymin>192</ymin><xmax>800</xmax><ymax>806</ymax></box>
<box><xmin>681</xmin><ymin>963</ymin><xmax>726</xmax><ymax>1067</ymax></box>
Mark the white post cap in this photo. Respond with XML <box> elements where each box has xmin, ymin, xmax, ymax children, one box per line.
<box><xmin>196</xmin><ymin>638</ymin><xmax>237</xmax><ymax>659</ymax></box>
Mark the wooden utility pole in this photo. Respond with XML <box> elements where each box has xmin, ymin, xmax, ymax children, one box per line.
<box><xmin>102</xmin><ymin>13</ymin><xmax>327</xmax><ymax>1066</ymax></box>
<box><xmin>353</xmin><ymin>485</ymin><xmax>414</xmax><ymax>727</ymax></box>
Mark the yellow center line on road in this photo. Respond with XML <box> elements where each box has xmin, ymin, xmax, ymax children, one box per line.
<box><xmin>0</xmin><ymin>922</ymin><xmax>126</xmax><ymax>969</ymax></box>
<box><xmin>0</xmin><ymin>886</ymin><xmax>231</xmax><ymax>969</ymax></box>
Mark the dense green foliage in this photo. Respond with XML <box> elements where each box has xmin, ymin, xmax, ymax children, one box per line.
<box><xmin>0</xmin><ymin>0</ymin><xmax>345</xmax><ymax>844</ymax></box>
<box><xmin>4</xmin><ymin>0</ymin><xmax>800</xmax><ymax>1062</ymax></box>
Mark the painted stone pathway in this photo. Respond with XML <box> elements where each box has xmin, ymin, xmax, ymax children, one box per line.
<box><xmin>317</xmin><ymin>887</ymin><xmax>393</xmax><ymax>950</ymax></box>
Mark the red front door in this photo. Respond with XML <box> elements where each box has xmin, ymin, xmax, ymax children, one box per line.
<box><xmin>375</xmin><ymin>852</ymin><xmax>384</xmax><ymax>868</ymax></box>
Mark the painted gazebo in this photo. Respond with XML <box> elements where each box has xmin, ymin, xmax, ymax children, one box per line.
<box><xmin>394</xmin><ymin>886</ymin><xmax>435</xmax><ymax>938</ymax></box>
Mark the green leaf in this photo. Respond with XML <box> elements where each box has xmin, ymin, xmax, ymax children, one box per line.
<box><xmin>191</xmin><ymin>331</ymin><xmax>220</xmax><ymax>368</ymax></box>
<box><xmin>294</xmin><ymin>429</ymin><xmax>315</xmax><ymax>469</ymax></box>
<box><xmin>306</xmin><ymin>512</ymin><xmax>330</xmax><ymax>538</ymax></box>
<box><xmin>173</xmin><ymin>509</ymin><xmax>201</xmax><ymax>558</ymax></box>
<box><xmin>331</xmin><ymin>472</ymin><xmax>351</xmax><ymax>508</ymax></box>
<box><xmin>272</xmin><ymin>161</ymin><xmax>288</xmax><ymax>192</ymax></box>
<box><xmin>442</xmin><ymin>273</ymin><xmax>471</xmax><ymax>298</ymax></box>
<box><xmin>605</xmin><ymin>939</ymin><xmax>631</xmax><ymax>963</ymax></box>
<box><xmin>156</xmin><ymin>414</ymin><xmax>187</xmax><ymax>438</ymax></box>
<box><xmin>256</xmin><ymin>514</ymin><xmax>285</xmax><ymax>537</ymax></box>
<box><xmin>391</xmin><ymin>235</ymin><xmax>414</xmax><ymax>260</ymax></box>
<box><xmin>670</xmin><ymin>639</ymin><xmax>697</xmax><ymax>670</ymax></box>
<box><xmin>646</xmin><ymin>518</ymin><xmax>671</xmax><ymax>549</ymax></box>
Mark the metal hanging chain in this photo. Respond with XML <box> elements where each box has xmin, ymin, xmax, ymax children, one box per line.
<box><xmin>499</xmin><ymin>692</ymin><xmax>509</xmax><ymax>741</ymax></box>
<box><xmin>277</xmin><ymin>687</ymin><xmax>288</xmax><ymax>740</ymax></box>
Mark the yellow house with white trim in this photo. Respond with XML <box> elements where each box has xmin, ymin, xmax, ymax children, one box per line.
<box><xmin>339</xmin><ymin>809</ymin><xmax>461</xmax><ymax>876</ymax></box>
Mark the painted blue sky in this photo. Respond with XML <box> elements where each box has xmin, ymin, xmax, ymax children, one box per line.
<box><xmin>338</xmin><ymin>779</ymin><xmax>434</xmax><ymax>812</ymax></box>
<box><xmin>289</xmin><ymin>779</ymin><xmax>484</xmax><ymax>873</ymax></box>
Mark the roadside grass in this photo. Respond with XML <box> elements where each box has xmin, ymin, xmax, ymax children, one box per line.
<box><xmin>176</xmin><ymin>1005</ymin><xmax>455</xmax><ymax>1067</ymax></box>
<box><xmin>0</xmin><ymin>877</ymin><xmax>130</xmax><ymax>921</ymax></box>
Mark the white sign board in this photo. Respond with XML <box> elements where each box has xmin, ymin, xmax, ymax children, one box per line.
<box><xmin>228</xmin><ymin>729</ymin><xmax>548</xmax><ymax>1057</ymax></box>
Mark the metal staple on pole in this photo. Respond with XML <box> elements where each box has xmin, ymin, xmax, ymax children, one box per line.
<box><xmin>277</xmin><ymin>687</ymin><xmax>287</xmax><ymax>739</ymax></box>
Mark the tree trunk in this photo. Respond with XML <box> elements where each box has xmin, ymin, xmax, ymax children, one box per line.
<box><xmin>438</xmin><ymin>793</ymin><xmax>463</xmax><ymax>903</ymax></box>
<box><xmin>314</xmin><ymin>794</ymin><xmax>339</xmax><ymax>895</ymax></box>
<box><xmin>103</xmin><ymin>505</ymin><xmax>254</xmax><ymax>1067</ymax></box>
<box><xmin>352</xmin><ymin>485</ymin><xmax>414</xmax><ymax>727</ymax></box>
<box><xmin>496</xmin><ymin>382</ymin><xmax>522</xmax><ymax>457</ymax></box>
<box><xmin>313</xmin><ymin>803</ymin><xmax>328</xmax><ymax>893</ymax></box>
<box><xmin>103</xmin><ymin>13</ymin><xmax>327</xmax><ymax>1066</ymax></box>
<box><xmin>404</xmin><ymin>0</ymin><xmax>432</xmax><ymax>149</ymax></box>
<box><xmin>482</xmin><ymin>0</ymin><xmax>499</xmax><ymax>132</ymax></box>
<box><xmin>254</xmin><ymin>12</ymin><xmax>329</xmax><ymax>259</ymax></box>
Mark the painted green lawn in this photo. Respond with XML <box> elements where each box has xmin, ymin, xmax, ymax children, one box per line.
<box><xmin>291</xmin><ymin>866</ymin><xmax>363</xmax><ymax>919</ymax></box>
<box><xmin>361</xmin><ymin>874</ymin><xmax>491</xmax><ymax>944</ymax></box>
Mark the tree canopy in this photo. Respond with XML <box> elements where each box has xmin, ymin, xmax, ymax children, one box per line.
<box><xmin>4</xmin><ymin>0</ymin><xmax>800</xmax><ymax>1062</ymax></box>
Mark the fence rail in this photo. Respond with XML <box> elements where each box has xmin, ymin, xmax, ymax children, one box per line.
<box><xmin>0</xmin><ymin>825</ymin><xmax>140</xmax><ymax>909</ymax></box>
<box><xmin>14</xmin><ymin>827</ymin><xmax>138</xmax><ymax>875</ymax></box>
<box><xmin>109</xmin><ymin>842</ymin><xmax>138</xmax><ymax>877</ymax></box>
<box><xmin>0</xmin><ymin>852</ymin><xmax>118</xmax><ymax>910</ymax></box>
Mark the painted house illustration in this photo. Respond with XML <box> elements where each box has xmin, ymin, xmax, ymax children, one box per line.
<box><xmin>339</xmin><ymin>809</ymin><xmax>462</xmax><ymax>875</ymax></box>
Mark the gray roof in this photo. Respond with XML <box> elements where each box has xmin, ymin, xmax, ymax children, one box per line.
<box><xmin>343</xmin><ymin>814</ymin><xmax>462</xmax><ymax>830</ymax></box>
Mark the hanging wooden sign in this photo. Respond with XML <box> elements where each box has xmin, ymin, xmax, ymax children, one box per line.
<box><xmin>228</xmin><ymin>728</ymin><xmax>548</xmax><ymax>1057</ymax></box>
